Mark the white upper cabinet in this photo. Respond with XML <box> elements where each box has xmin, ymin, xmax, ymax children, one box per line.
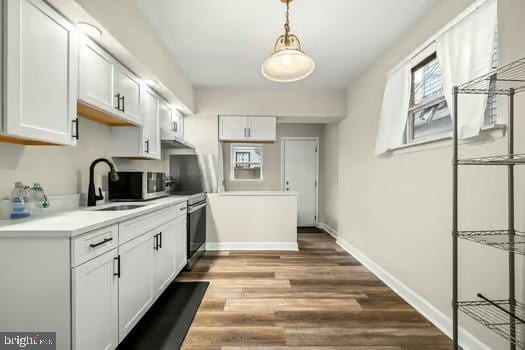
<box><xmin>111</xmin><ymin>85</ymin><xmax>160</xmax><ymax>159</ymax></box>
<box><xmin>248</xmin><ymin>117</ymin><xmax>276</xmax><ymax>141</ymax></box>
<box><xmin>4</xmin><ymin>0</ymin><xmax>78</xmax><ymax>145</ymax></box>
<box><xmin>159</xmin><ymin>100</ymin><xmax>175</xmax><ymax>140</ymax></box>
<box><xmin>174</xmin><ymin>109</ymin><xmax>184</xmax><ymax>139</ymax></box>
<box><xmin>159</xmin><ymin>101</ymin><xmax>184</xmax><ymax>140</ymax></box>
<box><xmin>72</xmin><ymin>249</ymin><xmax>119</xmax><ymax>350</ymax></box>
<box><xmin>219</xmin><ymin>116</ymin><xmax>276</xmax><ymax>142</ymax></box>
<box><xmin>78</xmin><ymin>40</ymin><xmax>117</xmax><ymax>115</ymax></box>
<box><xmin>78</xmin><ymin>40</ymin><xmax>142</xmax><ymax>126</ymax></box>
<box><xmin>141</xmin><ymin>87</ymin><xmax>161</xmax><ymax>159</ymax></box>
<box><xmin>219</xmin><ymin>116</ymin><xmax>249</xmax><ymax>141</ymax></box>
<box><xmin>114</xmin><ymin>65</ymin><xmax>141</xmax><ymax>125</ymax></box>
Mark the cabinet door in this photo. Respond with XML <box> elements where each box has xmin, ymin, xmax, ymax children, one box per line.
<box><xmin>154</xmin><ymin>219</ymin><xmax>177</xmax><ymax>296</ymax></box>
<box><xmin>141</xmin><ymin>87</ymin><xmax>160</xmax><ymax>159</ymax></box>
<box><xmin>219</xmin><ymin>116</ymin><xmax>248</xmax><ymax>141</ymax></box>
<box><xmin>159</xmin><ymin>101</ymin><xmax>175</xmax><ymax>140</ymax></box>
<box><xmin>118</xmin><ymin>232</ymin><xmax>155</xmax><ymax>342</ymax></box>
<box><xmin>72</xmin><ymin>249</ymin><xmax>118</xmax><ymax>350</ymax></box>
<box><xmin>78</xmin><ymin>40</ymin><xmax>117</xmax><ymax>114</ymax></box>
<box><xmin>4</xmin><ymin>0</ymin><xmax>78</xmax><ymax>145</ymax></box>
<box><xmin>173</xmin><ymin>110</ymin><xmax>184</xmax><ymax>139</ymax></box>
<box><xmin>115</xmin><ymin>66</ymin><xmax>141</xmax><ymax>124</ymax></box>
<box><xmin>248</xmin><ymin>117</ymin><xmax>276</xmax><ymax>141</ymax></box>
<box><xmin>175</xmin><ymin>214</ymin><xmax>188</xmax><ymax>274</ymax></box>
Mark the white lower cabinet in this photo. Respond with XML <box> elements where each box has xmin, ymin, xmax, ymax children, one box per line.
<box><xmin>2</xmin><ymin>203</ymin><xmax>188</xmax><ymax>350</ymax></box>
<box><xmin>154</xmin><ymin>220</ymin><xmax>177</xmax><ymax>295</ymax></box>
<box><xmin>175</xmin><ymin>214</ymin><xmax>188</xmax><ymax>272</ymax></box>
<box><xmin>72</xmin><ymin>249</ymin><xmax>119</xmax><ymax>350</ymax></box>
<box><xmin>118</xmin><ymin>231</ymin><xmax>156</xmax><ymax>342</ymax></box>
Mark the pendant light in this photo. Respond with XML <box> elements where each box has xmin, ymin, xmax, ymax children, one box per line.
<box><xmin>262</xmin><ymin>0</ymin><xmax>315</xmax><ymax>83</ymax></box>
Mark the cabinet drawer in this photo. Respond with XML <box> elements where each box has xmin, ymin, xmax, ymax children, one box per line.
<box><xmin>72</xmin><ymin>225</ymin><xmax>118</xmax><ymax>267</ymax></box>
<box><xmin>119</xmin><ymin>204</ymin><xmax>186</xmax><ymax>245</ymax></box>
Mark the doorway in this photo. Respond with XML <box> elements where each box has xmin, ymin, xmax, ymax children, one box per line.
<box><xmin>281</xmin><ymin>137</ymin><xmax>319</xmax><ymax>227</ymax></box>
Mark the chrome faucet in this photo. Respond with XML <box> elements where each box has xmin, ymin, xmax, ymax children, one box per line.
<box><xmin>88</xmin><ymin>158</ymin><xmax>119</xmax><ymax>207</ymax></box>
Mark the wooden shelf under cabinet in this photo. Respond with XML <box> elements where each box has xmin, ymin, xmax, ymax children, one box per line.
<box><xmin>77</xmin><ymin>102</ymin><xmax>137</xmax><ymax>127</ymax></box>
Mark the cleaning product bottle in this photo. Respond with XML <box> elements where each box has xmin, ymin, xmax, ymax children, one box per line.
<box><xmin>10</xmin><ymin>182</ymin><xmax>30</xmax><ymax>219</ymax></box>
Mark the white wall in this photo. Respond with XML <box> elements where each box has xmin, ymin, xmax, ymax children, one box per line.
<box><xmin>184</xmin><ymin>87</ymin><xmax>347</xmax><ymax>187</ymax></box>
<box><xmin>319</xmin><ymin>123</ymin><xmax>339</xmax><ymax>231</ymax></box>
<box><xmin>222</xmin><ymin>123</ymin><xmax>324</xmax><ymax>192</ymax></box>
<box><xmin>0</xmin><ymin>118</ymin><xmax>165</xmax><ymax>199</ymax></box>
<box><xmin>57</xmin><ymin>0</ymin><xmax>195</xmax><ymax>111</ymax></box>
<box><xmin>327</xmin><ymin>0</ymin><xmax>525</xmax><ymax>348</ymax></box>
<box><xmin>207</xmin><ymin>193</ymin><xmax>298</xmax><ymax>247</ymax></box>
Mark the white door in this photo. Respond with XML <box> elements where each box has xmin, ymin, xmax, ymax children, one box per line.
<box><xmin>72</xmin><ymin>249</ymin><xmax>118</xmax><ymax>350</ymax></box>
<box><xmin>115</xmin><ymin>66</ymin><xmax>141</xmax><ymax>124</ymax></box>
<box><xmin>5</xmin><ymin>0</ymin><xmax>78</xmax><ymax>145</ymax></box>
<box><xmin>282</xmin><ymin>138</ymin><xmax>318</xmax><ymax>226</ymax></box>
<box><xmin>141</xmin><ymin>87</ymin><xmax>160</xmax><ymax>159</ymax></box>
<box><xmin>174</xmin><ymin>214</ymin><xmax>188</xmax><ymax>273</ymax></box>
<box><xmin>220</xmin><ymin>116</ymin><xmax>248</xmax><ymax>141</ymax></box>
<box><xmin>248</xmin><ymin>117</ymin><xmax>276</xmax><ymax>141</ymax></box>
<box><xmin>78</xmin><ymin>40</ymin><xmax>117</xmax><ymax>114</ymax></box>
<box><xmin>118</xmin><ymin>232</ymin><xmax>155</xmax><ymax>342</ymax></box>
<box><xmin>154</xmin><ymin>219</ymin><xmax>177</xmax><ymax>295</ymax></box>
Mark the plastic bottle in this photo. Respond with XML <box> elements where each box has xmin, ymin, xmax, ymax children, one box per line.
<box><xmin>10</xmin><ymin>182</ymin><xmax>30</xmax><ymax>219</ymax></box>
<box><xmin>28</xmin><ymin>183</ymin><xmax>49</xmax><ymax>208</ymax></box>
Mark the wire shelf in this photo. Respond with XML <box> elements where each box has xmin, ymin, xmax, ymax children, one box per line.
<box><xmin>458</xmin><ymin>297</ymin><xmax>525</xmax><ymax>348</ymax></box>
<box><xmin>458</xmin><ymin>230</ymin><xmax>525</xmax><ymax>255</ymax></box>
<box><xmin>457</xmin><ymin>58</ymin><xmax>525</xmax><ymax>95</ymax></box>
<box><xmin>457</xmin><ymin>153</ymin><xmax>525</xmax><ymax>166</ymax></box>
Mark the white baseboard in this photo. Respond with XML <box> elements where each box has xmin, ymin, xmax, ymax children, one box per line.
<box><xmin>336</xmin><ymin>236</ymin><xmax>489</xmax><ymax>350</ymax></box>
<box><xmin>206</xmin><ymin>242</ymin><xmax>299</xmax><ymax>251</ymax></box>
<box><xmin>317</xmin><ymin>222</ymin><xmax>338</xmax><ymax>238</ymax></box>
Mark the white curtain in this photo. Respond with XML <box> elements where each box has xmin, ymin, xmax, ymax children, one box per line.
<box><xmin>437</xmin><ymin>0</ymin><xmax>497</xmax><ymax>139</ymax></box>
<box><xmin>375</xmin><ymin>63</ymin><xmax>411</xmax><ymax>155</ymax></box>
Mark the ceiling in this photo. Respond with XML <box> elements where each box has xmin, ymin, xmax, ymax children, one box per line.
<box><xmin>134</xmin><ymin>0</ymin><xmax>440</xmax><ymax>89</ymax></box>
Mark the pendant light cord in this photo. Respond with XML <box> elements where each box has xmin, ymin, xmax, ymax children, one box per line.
<box><xmin>284</xmin><ymin>0</ymin><xmax>291</xmax><ymax>46</ymax></box>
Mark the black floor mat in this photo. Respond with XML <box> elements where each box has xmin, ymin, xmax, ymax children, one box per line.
<box><xmin>117</xmin><ymin>282</ymin><xmax>209</xmax><ymax>350</ymax></box>
<box><xmin>298</xmin><ymin>226</ymin><xmax>324</xmax><ymax>233</ymax></box>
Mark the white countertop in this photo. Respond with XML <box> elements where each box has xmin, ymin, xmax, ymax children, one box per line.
<box><xmin>0</xmin><ymin>196</ymin><xmax>187</xmax><ymax>238</ymax></box>
<box><xmin>215</xmin><ymin>191</ymin><xmax>299</xmax><ymax>197</ymax></box>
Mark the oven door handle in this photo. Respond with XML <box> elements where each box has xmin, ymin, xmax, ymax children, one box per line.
<box><xmin>188</xmin><ymin>202</ymin><xmax>207</xmax><ymax>213</ymax></box>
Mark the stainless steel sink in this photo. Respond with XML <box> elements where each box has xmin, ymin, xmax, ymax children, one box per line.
<box><xmin>95</xmin><ymin>205</ymin><xmax>146</xmax><ymax>211</ymax></box>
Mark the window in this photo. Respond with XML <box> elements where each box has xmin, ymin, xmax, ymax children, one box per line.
<box><xmin>231</xmin><ymin>145</ymin><xmax>263</xmax><ymax>181</ymax></box>
<box><xmin>405</xmin><ymin>37</ymin><xmax>498</xmax><ymax>144</ymax></box>
<box><xmin>406</xmin><ymin>53</ymin><xmax>452</xmax><ymax>142</ymax></box>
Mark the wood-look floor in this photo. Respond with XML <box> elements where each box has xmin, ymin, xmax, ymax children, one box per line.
<box><xmin>176</xmin><ymin>231</ymin><xmax>452</xmax><ymax>349</ymax></box>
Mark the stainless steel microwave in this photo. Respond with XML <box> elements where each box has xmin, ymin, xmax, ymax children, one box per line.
<box><xmin>108</xmin><ymin>171</ymin><xmax>168</xmax><ymax>201</ymax></box>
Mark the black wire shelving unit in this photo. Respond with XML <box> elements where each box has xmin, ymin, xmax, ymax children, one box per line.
<box><xmin>453</xmin><ymin>57</ymin><xmax>525</xmax><ymax>350</ymax></box>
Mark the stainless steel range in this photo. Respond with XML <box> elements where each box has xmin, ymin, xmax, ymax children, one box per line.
<box><xmin>169</xmin><ymin>154</ymin><xmax>213</xmax><ymax>270</ymax></box>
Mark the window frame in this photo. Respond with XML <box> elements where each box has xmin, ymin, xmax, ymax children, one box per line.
<box><xmin>403</xmin><ymin>38</ymin><xmax>499</xmax><ymax>146</ymax></box>
<box><xmin>230</xmin><ymin>144</ymin><xmax>264</xmax><ymax>182</ymax></box>
<box><xmin>405</xmin><ymin>50</ymin><xmax>452</xmax><ymax>144</ymax></box>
